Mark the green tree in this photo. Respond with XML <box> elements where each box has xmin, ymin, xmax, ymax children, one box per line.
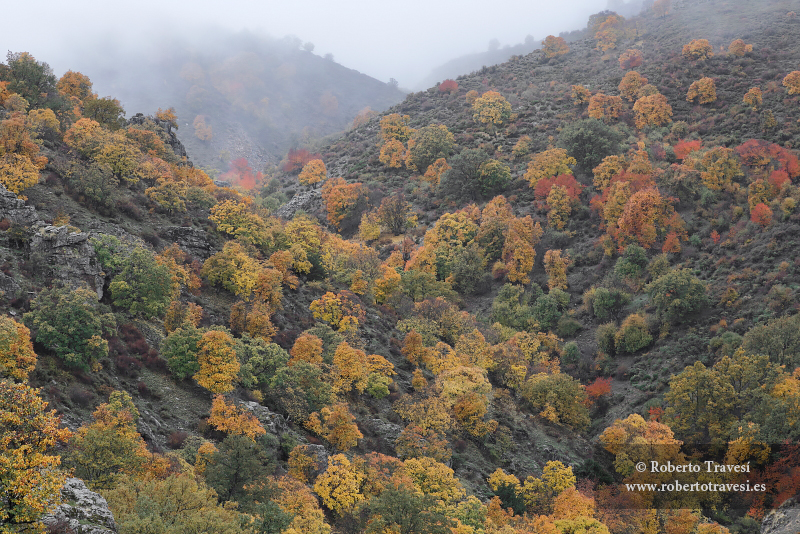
<box><xmin>83</xmin><ymin>96</ymin><xmax>126</xmax><ymax>130</ymax></box>
<box><xmin>1</xmin><ymin>52</ymin><xmax>62</xmax><ymax>110</ymax></box>
<box><xmin>645</xmin><ymin>269</ymin><xmax>707</xmax><ymax>323</ymax></box>
<box><xmin>614</xmin><ymin>313</ymin><xmax>652</xmax><ymax>353</ymax></box>
<box><xmin>109</xmin><ymin>247</ymin><xmax>175</xmax><ymax>318</ymax></box>
<box><xmin>742</xmin><ymin>314</ymin><xmax>800</xmax><ymax>368</ymax></box>
<box><xmin>24</xmin><ymin>285</ymin><xmax>115</xmax><ymax>370</ymax></box>
<box><xmin>163</xmin><ymin>324</ymin><xmax>203</xmax><ymax>380</ymax></box>
<box><xmin>478</xmin><ymin>159</ymin><xmax>511</xmax><ymax>197</ymax></box>
<box><xmin>491</xmin><ymin>283</ymin><xmax>540</xmax><ymax>331</ymax></box>
<box><xmin>520</xmin><ymin>372</ymin><xmax>589</xmax><ymax>430</ymax></box>
<box><xmin>405</xmin><ymin>125</ymin><xmax>455</xmax><ymax>173</ymax></box>
<box><xmin>204</xmin><ymin>434</ymin><xmax>272</xmax><ymax>503</ymax></box>
<box><xmin>558</xmin><ymin>118</ymin><xmax>623</xmax><ymax>174</ymax></box>
<box><xmin>364</xmin><ymin>485</ymin><xmax>454</xmax><ymax>534</ymax></box>
<box><xmin>438</xmin><ymin>149</ymin><xmax>488</xmax><ymax>201</ymax></box>
<box><xmin>238</xmin><ymin>336</ymin><xmax>291</xmax><ymax>389</ymax></box>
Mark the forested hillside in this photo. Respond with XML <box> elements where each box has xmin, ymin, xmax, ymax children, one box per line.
<box><xmin>1</xmin><ymin>0</ymin><xmax>800</xmax><ymax>533</ymax></box>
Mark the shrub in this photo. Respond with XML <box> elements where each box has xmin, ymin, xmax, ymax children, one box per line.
<box><xmin>596</xmin><ymin>323</ymin><xmax>617</xmax><ymax>356</ymax></box>
<box><xmin>614</xmin><ymin>314</ymin><xmax>652</xmax><ymax>353</ymax></box>
<box><xmin>646</xmin><ymin>269</ymin><xmax>708</xmax><ymax>323</ymax></box>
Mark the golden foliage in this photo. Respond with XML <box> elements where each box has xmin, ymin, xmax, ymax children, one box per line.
<box><xmin>783</xmin><ymin>71</ymin><xmax>800</xmax><ymax>95</ymax></box>
<box><xmin>502</xmin><ymin>216</ymin><xmax>544</xmax><ymax>284</ymax></box>
<box><xmin>524</xmin><ymin>148</ymin><xmax>576</xmax><ymax>187</ymax></box>
<box><xmin>543</xmin><ymin>250</ymin><xmax>570</xmax><ymax>290</ymax></box>
<box><xmin>588</xmin><ymin>93</ymin><xmax>625</xmax><ymax>123</ymax></box>
<box><xmin>743</xmin><ymin>87</ymin><xmax>763</xmax><ymax>110</ymax></box>
<box><xmin>618</xmin><ymin>71</ymin><xmax>648</xmax><ymax>102</ymax></box>
<box><xmin>0</xmin><ymin>316</ymin><xmax>37</xmax><ymax>381</ymax></box>
<box><xmin>542</xmin><ymin>36</ymin><xmax>570</xmax><ymax>58</ymax></box>
<box><xmin>687</xmin><ymin>77</ymin><xmax>717</xmax><ymax>104</ymax></box>
<box><xmin>194</xmin><ymin>330</ymin><xmax>240</xmax><ymax>394</ymax></box>
<box><xmin>298</xmin><ymin>158</ymin><xmax>327</xmax><ymax>186</ymax></box>
<box><xmin>727</xmin><ymin>39</ymin><xmax>753</xmax><ymax>57</ymax></box>
<box><xmin>207</xmin><ymin>394</ymin><xmax>266</xmax><ymax>439</ymax></box>
<box><xmin>682</xmin><ymin>39</ymin><xmax>714</xmax><ymax>61</ymax></box>
<box><xmin>313</xmin><ymin>454</ymin><xmax>365</xmax><ymax>515</ymax></box>
<box><xmin>472</xmin><ymin>91</ymin><xmax>512</xmax><ymax>127</ymax></box>
<box><xmin>633</xmin><ymin>93</ymin><xmax>673</xmax><ymax>128</ymax></box>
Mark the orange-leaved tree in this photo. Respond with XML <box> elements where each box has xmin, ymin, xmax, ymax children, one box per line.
<box><xmin>524</xmin><ymin>148</ymin><xmax>576</xmax><ymax>187</ymax></box>
<box><xmin>207</xmin><ymin>394</ymin><xmax>266</xmax><ymax>440</ymax></box>
<box><xmin>320</xmin><ymin>177</ymin><xmax>367</xmax><ymax>230</ymax></box>
<box><xmin>783</xmin><ymin>71</ymin><xmax>800</xmax><ymax>95</ymax></box>
<box><xmin>743</xmin><ymin>87</ymin><xmax>763</xmax><ymax>110</ymax></box>
<box><xmin>502</xmin><ymin>216</ymin><xmax>544</xmax><ymax>284</ymax></box>
<box><xmin>571</xmin><ymin>85</ymin><xmax>591</xmax><ymax>105</ymax></box>
<box><xmin>633</xmin><ymin>93</ymin><xmax>672</xmax><ymax>128</ymax></box>
<box><xmin>618</xmin><ymin>71</ymin><xmax>648</xmax><ymax>102</ymax></box>
<box><xmin>0</xmin><ymin>316</ymin><xmax>37</xmax><ymax>381</ymax></box>
<box><xmin>0</xmin><ymin>112</ymin><xmax>48</xmax><ymax>196</ymax></box>
<box><xmin>542</xmin><ymin>36</ymin><xmax>569</xmax><ymax>58</ymax></box>
<box><xmin>728</xmin><ymin>39</ymin><xmax>753</xmax><ymax>57</ymax></box>
<box><xmin>0</xmin><ymin>381</ymin><xmax>72</xmax><ymax>530</ymax></box>
<box><xmin>618</xmin><ymin>49</ymin><xmax>643</xmax><ymax>69</ymax></box>
<box><xmin>298</xmin><ymin>158</ymin><xmax>326</xmax><ymax>186</ymax></box>
<box><xmin>682</xmin><ymin>39</ymin><xmax>714</xmax><ymax>61</ymax></box>
<box><xmin>687</xmin><ymin>77</ymin><xmax>717</xmax><ymax>104</ymax></box>
<box><xmin>194</xmin><ymin>330</ymin><xmax>240</xmax><ymax>394</ymax></box>
<box><xmin>587</xmin><ymin>93</ymin><xmax>625</xmax><ymax>123</ymax></box>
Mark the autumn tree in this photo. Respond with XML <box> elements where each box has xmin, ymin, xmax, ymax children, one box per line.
<box><xmin>502</xmin><ymin>216</ymin><xmax>544</xmax><ymax>284</ymax></box>
<box><xmin>193</xmin><ymin>115</ymin><xmax>212</xmax><ymax>141</ymax></box>
<box><xmin>202</xmin><ymin>241</ymin><xmax>262</xmax><ymax>299</ymax></box>
<box><xmin>313</xmin><ymin>454</ymin><xmax>366</xmax><ymax>515</ymax></box>
<box><xmin>543</xmin><ymin>250</ymin><xmax>570</xmax><ymax>290</ymax></box>
<box><xmin>377</xmin><ymin>193</ymin><xmax>417</xmax><ymax>235</ymax></box>
<box><xmin>687</xmin><ymin>77</ymin><xmax>717</xmax><ymax>104</ymax></box>
<box><xmin>307</xmin><ymin>403</ymin><xmax>363</xmax><ymax>451</ymax></box>
<box><xmin>546</xmin><ymin>184</ymin><xmax>572</xmax><ymax>230</ymax></box>
<box><xmin>521</xmin><ymin>372</ymin><xmax>590</xmax><ymax>430</ymax></box>
<box><xmin>619</xmin><ymin>71</ymin><xmax>648</xmax><ymax>102</ymax></box>
<box><xmin>593</xmin><ymin>155</ymin><xmax>626</xmax><ymax>190</ymax></box>
<box><xmin>207</xmin><ymin>395</ymin><xmax>266</xmax><ymax>440</ymax></box>
<box><xmin>194</xmin><ymin>330</ymin><xmax>240</xmax><ymax>394</ymax></box>
<box><xmin>682</xmin><ymin>39</ymin><xmax>714</xmax><ymax>61</ymax></box>
<box><xmin>618</xmin><ymin>49</ymin><xmax>643</xmax><ymax>69</ymax></box>
<box><xmin>472</xmin><ymin>91</ymin><xmax>512</xmax><ymax>130</ymax></box>
<box><xmin>298</xmin><ymin>158</ymin><xmax>326</xmax><ymax>186</ymax></box>
<box><xmin>633</xmin><ymin>93</ymin><xmax>673</xmax><ymax>128</ymax></box>
<box><xmin>520</xmin><ymin>460</ymin><xmax>577</xmax><ymax>514</ymax></box>
<box><xmin>379</xmin><ymin>113</ymin><xmax>413</xmax><ymax>143</ymax></box>
<box><xmin>750</xmin><ymin>202</ymin><xmax>773</xmax><ymax>227</ymax></box>
<box><xmin>0</xmin><ymin>112</ymin><xmax>47</xmax><ymax>195</ymax></box>
<box><xmin>697</xmin><ymin>146</ymin><xmax>743</xmax><ymax>191</ymax></box>
<box><xmin>599</xmin><ymin>413</ymin><xmax>682</xmax><ymax>476</ymax></box>
<box><xmin>0</xmin><ymin>317</ymin><xmax>37</xmax><ymax>381</ymax></box>
<box><xmin>310</xmin><ymin>292</ymin><xmax>363</xmax><ymax>333</ymax></box>
<box><xmin>405</xmin><ymin>124</ymin><xmax>455</xmax><ymax>172</ymax></box>
<box><xmin>0</xmin><ymin>381</ymin><xmax>71</xmax><ymax>530</ymax></box>
<box><xmin>728</xmin><ymin>39</ymin><xmax>753</xmax><ymax>57</ymax></box>
<box><xmin>587</xmin><ymin>93</ymin><xmax>625</xmax><ymax>123</ymax></box>
<box><xmin>1</xmin><ymin>52</ymin><xmax>61</xmax><ymax>110</ymax></box>
<box><xmin>782</xmin><ymin>71</ymin><xmax>800</xmax><ymax>95</ymax></box>
<box><xmin>379</xmin><ymin>139</ymin><xmax>406</xmax><ymax>168</ymax></box>
<box><xmin>609</xmin><ymin>188</ymin><xmax>686</xmax><ymax>251</ymax></box>
<box><xmin>614</xmin><ymin>313</ymin><xmax>652</xmax><ymax>353</ymax></box>
<box><xmin>571</xmin><ymin>85</ymin><xmax>591</xmax><ymax>105</ymax></box>
<box><xmin>524</xmin><ymin>148</ymin><xmax>576</xmax><ymax>187</ymax></box>
<box><xmin>56</xmin><ymin>70</ymin><xmax>95</xmax><ymax>104</ymax></box>
<box><xmin>290</xmin><ymin>333</ymin><xmax>325</xmax><ymax>367</ymax></box>
<box><xmin>423</xmin><ymin>157</ymin><xmax>450</xmax><ymax>186</ymax></box>
<box><xmin>542</xmin><ymin>36</ymin><xmax>569</xmax><ymax>58</ymax></box>
<box><xmin>24</xmin><ymin>285</ymin><xmax>115</xmax><ymax>370</ymax></box>
<box><xmin>321</xmin><ymin>177</ymin><xmax>367</xmax><ymax>230</ymax></box>
<box><xmin>743</xmin><ymin>87</ymin><xmax>763</xmax><ymax>110</ymax></box>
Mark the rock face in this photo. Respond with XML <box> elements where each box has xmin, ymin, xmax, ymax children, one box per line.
<box><xmin>0</xmin><ymin>182</ymin><xmax>38</xmax><ymax>226</ymax></box>
<box><xmin>42</xmin><ymin>478</ymin><xmax>117</xmax><ymax>534</ymax></box>
<box><xmin>158</xmin><ymin>225</ymin><xmax>217</xmax><ymax>261</ymax></box>
<box><xmin>30</xmin><ymin>225</ymin><xmax>106</xmax><ymax>299</ymax></box>
<box><xmin>243</xmin><ymin>401</ymin><xmax>289</xmax><ymax>434</ymax></box>
<box><xmin>275</xmin><ymin>188</ymin><xmax>322</xmax><ymax>220</ymax></box>
<box><xmin>761</xmin><ymin>497</ymin><xmax>800</xmax><ymax>534</ymax></box>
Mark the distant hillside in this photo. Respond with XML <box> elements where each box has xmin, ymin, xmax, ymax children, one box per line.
<box><xmin>63</xmin><ymin>31</ymin><xmax>406</xmax><ymax>173</ymax></box>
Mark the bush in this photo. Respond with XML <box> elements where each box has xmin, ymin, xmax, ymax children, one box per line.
<box><xmin>586</xmin><ymin>286</ymin><xmax>631</xmax><ymax>320</ymax></box>
<box><xmin>596</xmin><ymin>323</ymin><xmax>617</xmax><ymax>356</ymax></box>
<box><xmin>109</xmin><ymin>247</ymin><xmax>174</xmax><ymax>318</ymax></box>
<box><xmin>558</xmin><ymin>118</ymin><xmax>624</xmax><ymax>174</ymax></box>
<box><xmin>614</xmin><ymin>314</ymin><xmax>652</xmax><ymax>353</ymax></box>
<box><xmin>491</xmin><ymin>283</ymin><xmax>540</xmax><ymax>331</ymax></box>
<box><xmin>646</xmin><ymin>269</ymin><xmax>708</xmax><ymax>323</ymax></box>
<box><xmin>614</xmin><ymin>244</ymin><xmax>648</xmax><ymax>279</ymax></box>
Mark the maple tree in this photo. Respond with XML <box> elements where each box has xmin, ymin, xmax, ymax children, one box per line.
<box><xmin>542</xmin><ymin>36</ymin><xmax>569</xmax><ymax>58</ymax></box>
<box><xmin>194</xmin><ymin>330</ymin><xmax>240</xmax><ymax>394</ymax></box>
<box><xmin>633</xmin><ymin>93</ymin><xmax>673</xmax><ymax>128</ymax></box>
<box><xmin>750</xmin><ymin>202</ymin><xmax>773</xmax><ymax>227</ymax></box>
<box><xmin>673</xmin><ymin>139</ymin><xmax>702</xmax><ymax>160</ymax></box>
<box><xmin>0</xmin><ymin>381</ymin><xmax>71</xmax><ymax>530</ymax></box>
<box><xmin>782</xmin><ymin>70</ymin><xmax>800</xmax><ymax>95</ymax></box>
<box><xmin>298</xmin><ymin>158</ymin><xmax>327</xmax><ymax>186</ymax></box>
<box><xmin>687</xmin><ymin>77</ymin><xmax>717</xmax><ymax>104</ymax></box>
<box><xmin>0</xmin><ymin>316</ymin><xmax>37</xmax><ymax>381</ymax></box>
<box><xmin>682</xmin><ymin>39</ymin><xmax>714</xmax><ymax>61</ymax></box>
<box><xmin>471</xmin><ymin>91</ymin><xmax>512</xmax><ymax>129</ymax></box>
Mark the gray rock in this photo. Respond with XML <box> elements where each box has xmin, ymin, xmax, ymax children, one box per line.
<box><xmin>761</xmin><ymin>496</ymin><xmax>800</xmax><ymax>534</ymax></box>
<box><xmin>0</xmin><ymin>182</ymin><xmax>38</xmax><ymax>226</ymax></box>
<box><xmin>366</xmin><ymin>418</ymin><xmax>403</xmax><ymax>443</ymax></box>
<box><xmin>243</xmin><ymin>401</ymin><xmax>288</xmax><ymax>434</ymax></box>
<box><xmin>0</xmin><ymin>270</ymin><xmax>20</xmax><ymax>298</ymax></box>
<box><xmin>158</xmin><ymin>225</ymin><xmax>217</xmax><ymax>261</ymax></box>
<box><xmin>30</xmin><ymin>225</ymin><xmax>105</xmax><ymax>299</ymax></box>
<box><xmin>42</xmin><ymin>478</ymin><xmax>117</xmax><ymax>534</ymax></box>
<box><xmin>275</xmin><ymin>188</ymin><xmax>322</xmax><ymax>220</ymax></box>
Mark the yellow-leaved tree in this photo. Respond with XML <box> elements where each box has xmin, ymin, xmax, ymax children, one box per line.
<box><xmin>194</xmin><ymin>330</ymin><xmax>240</xmax><ymax>394</ymax></box>
<box><xmin>0</xmin><ymin>316</ymin><xmax>37</xmax><ymax>381</ymax></box>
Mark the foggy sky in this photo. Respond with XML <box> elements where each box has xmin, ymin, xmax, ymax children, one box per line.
<box><xmin>5</xmin><ymin>0</ymin><xmax>607</xmax><ymax>90</ymax></box>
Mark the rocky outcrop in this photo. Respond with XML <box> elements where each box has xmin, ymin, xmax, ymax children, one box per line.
<box><xmin>0</xmin><ymin>182</ymin><xmax>38</xmax><ymax>226</ymax></box>
<box><xmin>275</xmin><ymin>188</ymin><xmax>322</xmax><ymax>220</ymax></box>
<box><xmin>127</xmin><ymin>113</ymin><xmax>189</xmax><ymax>161</ymax></box>
<box><xmin>761</xmin><ymin>497</ymin><xmax>800</xmax><ymax>534</ymax></box>
<box><xmin>243</xmin><ymin>401</ymin><xmax>288</xmax><ymax>434</ymax></box>
<box><xmin>42</xmin><ymin>478</ymin><xmax>117</xmax><ymax>534</ymax></box>
<box><xmin>157</xmin><ymin>225</ymin><xmax>217</xmax><ymax>261</ymax></box>
<box><xmin>30</xmin><ymin>225</ymin><xmax>105</xmax><ymax>299</ymax></box>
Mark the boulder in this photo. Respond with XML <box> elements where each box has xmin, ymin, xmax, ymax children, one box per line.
<box><xmin>243</xmin><ymin>401</ymin><xmax>288</xmax><ymax>434</ymax></box>
<box><xmin>157</xmin><ymin>225</ymin><xmax>217</xmax><ymax>261</ymax></box>
<box><xmin>275</xmin><ymin>188</ymin><xmax>322</xmax><ymax>220</ymax></box>
<box><xmin>41</xmin><ymin>478</ymin><xmax>117</xmax><ymax>534</ymax></box>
